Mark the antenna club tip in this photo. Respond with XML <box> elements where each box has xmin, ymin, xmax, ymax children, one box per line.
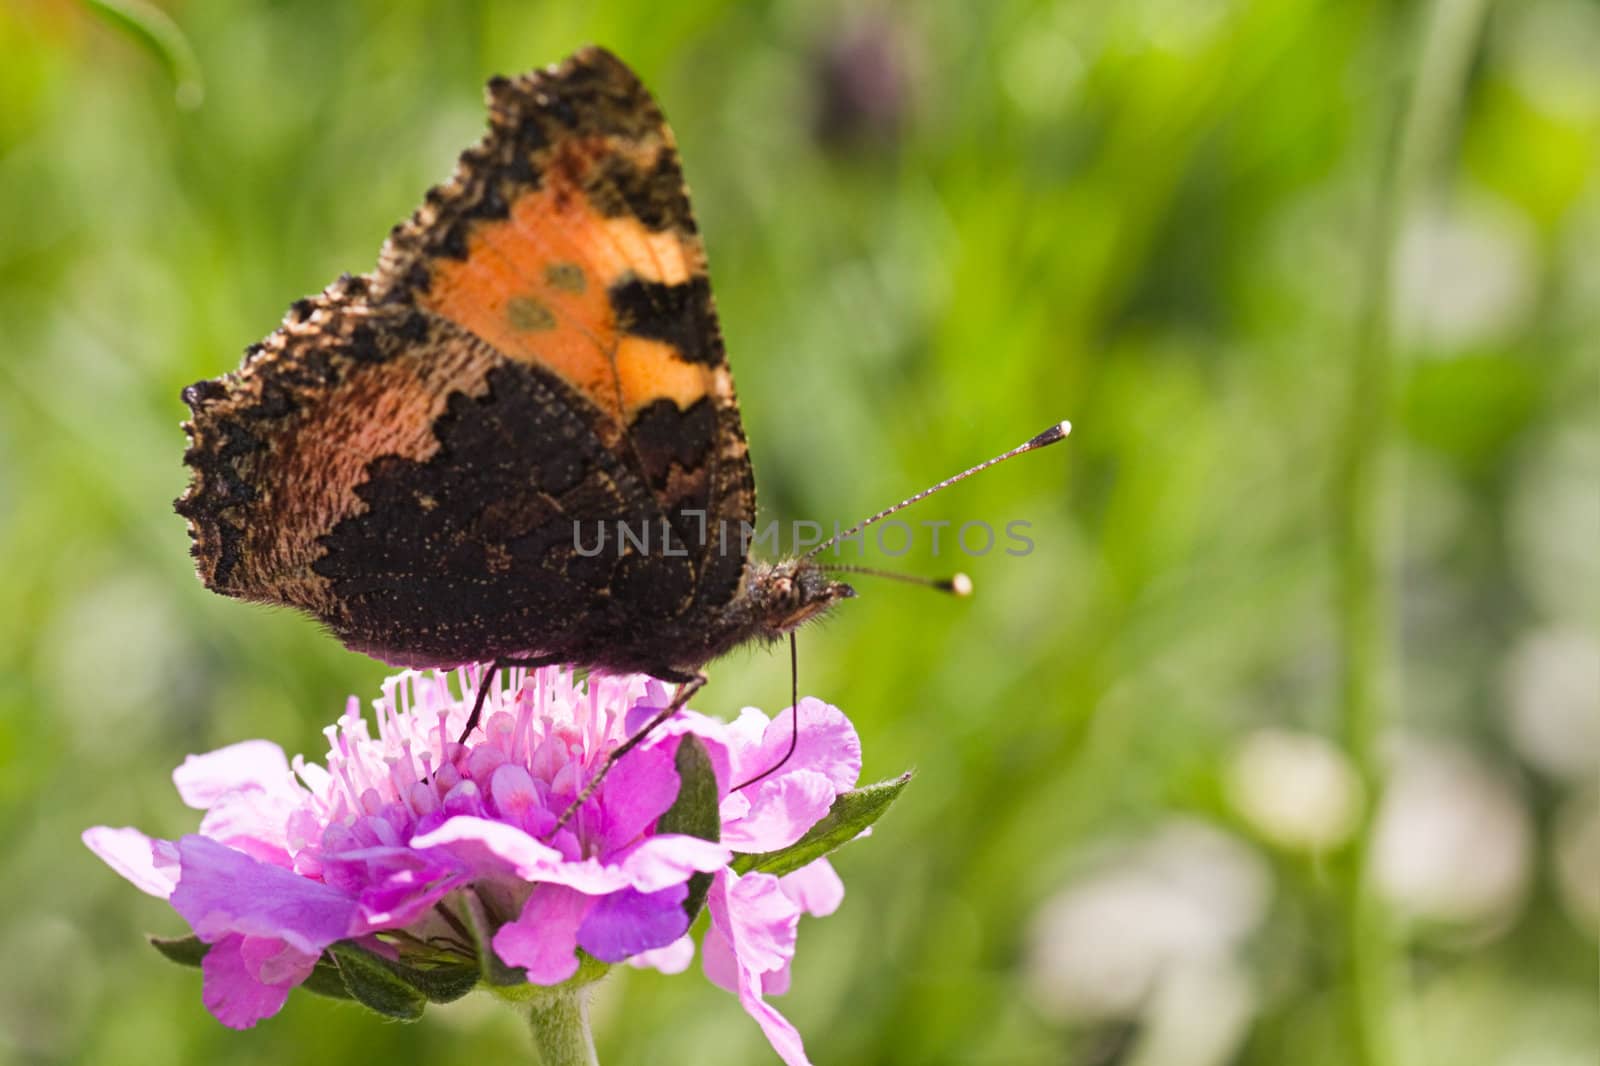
<box><xmin>948</xmin><ymin>573</ymin><xmax>974</xmax><ymax>597</ymax></box>
<box><xmin>1028</xmin><ymin>419</ymin><xmax>1073</xmax><ymax>449</ymax></box>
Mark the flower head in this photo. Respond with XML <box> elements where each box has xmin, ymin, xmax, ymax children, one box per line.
<box><xmin>85</xmin><ymin>666</ymin><xmax>893</xmax><ymax>1066</ymax></box>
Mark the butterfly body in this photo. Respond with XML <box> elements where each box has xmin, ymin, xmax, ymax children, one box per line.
<box><xmin>176</xmin><ymin>47</ymin><xmax>853</xmax><ymax>683</ymax></box>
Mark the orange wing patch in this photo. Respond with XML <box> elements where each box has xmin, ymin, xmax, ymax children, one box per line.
<box><xmin>414</xmin><ymin>135</ymin><xmax>711</xmax><ymax>424</ymax></box>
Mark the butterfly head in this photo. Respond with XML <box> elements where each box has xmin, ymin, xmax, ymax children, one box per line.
<box><xmin>743</xmin><ymin>558</ymin><xmax>856</xmax><ymax>639</ymax></box>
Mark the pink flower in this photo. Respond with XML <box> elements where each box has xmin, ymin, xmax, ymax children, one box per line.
<box><xmin>84</xmin><ymin>667</ymin><xmax>872</xmax><ymax>1065</ymax></box>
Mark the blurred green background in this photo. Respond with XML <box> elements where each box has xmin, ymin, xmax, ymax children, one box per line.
<box><xmin>1</xmin><ymin>1</ymin><xmax>1595</xmax><ymax>1064</ymax></box>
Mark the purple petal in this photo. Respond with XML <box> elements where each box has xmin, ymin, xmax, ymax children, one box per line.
<box><xmin>590</xmin><ymin>741</ymin><xmax>679</xmax><ymax>852</ymax></box>
<box><xmin>779</xmin><ymin>860</ymin><xmax>845</xmax><ymax>917</ymax></box>
<box><xmin>319</xmin><ymin>845</ymin><xmax>464</xmax><ymax>929</ymax></box>
<box><xmin>725</xmin><ymin>707</ymin><xmax>771</xmax><ymax>756</ymax></box>
<box><xmin>239</xmin><ymin>934</ymin><xmax>320</xmax><ymax>986</ymax></box>
<box><xmin>576</xmin><ymin>884</ymin><xmax>689</xmax><ymax>962</ymax></box>
<box><xmin>411</xmin><ymin>816</ymin><xmax>637</xmax><ymax>894</ymax></box>
<box><xmin>197</xmin><ymin>788</ymin><xmax>301</xmax><ymax>867</ymax></box>
<box><xmin>719</xmin><ymin>790</ymin><xmax>752</xmax><ymax>825</ymax></box>
<box><xmin>623</xmin><ymin>679</ymin><xmax>672</xmax><ymax>734</ymax></box>
<box><xmin>487</xmin><ymin>763</ymin><xmax>542</xmax><ymax>826</ymax></box>
<box><xmin>722</xmin><ymin>770</ymin><xmax>835</xmax><ymax>853</ymax></box>
<box><xmin>83</xmin><ymin>827</ymin><xmax>180</xmax><ymax>899</ymax></box>
<box><xmin>493</xmin><ymin>883</ymin><xmax>594</xmax><ymax>985</ymax></box>
<box><xmin>627</xmin><ymin>934</ymin><xmax>695</xmax><ymax>975</ymax></box>
<box><xmin>174</xmin><ymin>741</ymin><xmax>293</xmax><ymax>809</ymax></box>
<box><xmin>199</xmin><ymin>933</ymin><xmax>316</xmax><ymax>1029</ymax></box>
<box><xmin>705</xmin><ymin>871</ymin><xmax>811</xmax><ymax>1066</ymax></box>
<box><xmin>613</xmin><ymin>835</ymin><xmax>732</xmax><ymax>892</ymax></box>
<box><xmin>713</xmin><ymin>869</ymin><xmax>799</xmax><ymax>975</ymax></box>
<box><xmin>745</xmin><ymin>699</ymin><xmax>859</xmax><ymax>792</ymax></box>
<box><xmin>706</xmin><ymin>919</ymin><xmax>792</xmax><ymax>997</ymax></box>
<box><xmin>762</xmin><ymin>962</ymin><xmax>792</xmax><ymax>997</ymax></box>
<box><xmin>656</xmin><ymin>712</ymin><xmax>736</xmax><ymax>789</ymax></box>
<box><xmin>700</xmin><ymin>912</ymin><xmax>739</xmax><ymax>994</ymax></box>
<box><xmin>170</xmin><ymin>836</ymin><xmax>358</xmax><ymax>955</ymax></box>
<box><xmin>409</xmin><ymin>816</ymin><xmax>564</xmax><ymax>879</ymax></box>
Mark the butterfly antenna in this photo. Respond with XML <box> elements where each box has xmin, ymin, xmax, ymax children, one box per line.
<box><xmin>805</xmin><ymin>420</ymin><xmax>1072</xmax><ymax>558</ymax></box>
<box><xmin>822</xmin><ymin>564</ymin><xmax>974</xmax><ymax>597</ymax></box>
<box><xmin>733</xmin><ymin>632</ymin><xmax>801</xmax><ymax>792</ymax></box>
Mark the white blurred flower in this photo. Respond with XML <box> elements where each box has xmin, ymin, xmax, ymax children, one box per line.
<box><xmin>1130</xmin><ymin>960</ymin><xmax>1256</xmax><ymax>1066</ymax></box>
<box><xmin>1373</xmin><ymin>743</ymin><xmax>1533</xmax><ymax>929</ymax></box>
<box><xmin>1503</xmin><ymin>627</ymin><xmax>1600</xmax><ymax>781</ymax></box>
<box><xmin>1553</xmin><ymin>783</ymin><xmax>1600</xmax><ymax>938</ymax></box>
<box><xmin>1508</xmin><ymin>428</ymin><xmax>1600</xmax><ymax>627</ymax></box>
<box><xmin>1394</xmin><ymin>195</ymin><xmax>1537</xmax><ymax>350</ymax></box>
<box><xmin>1225</xmin><ymin>728</ymin><xmax>1363</xmax><ymax>852</ymax></box>
<box><xmin>1024</xmin><ymin>820</ymin><xmax>1270</xmax><ymax>1066</ymax></box>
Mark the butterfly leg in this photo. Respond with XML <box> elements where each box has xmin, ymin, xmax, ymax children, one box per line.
<box><xmin>548</xmin><ymin>671</ymin><xmax>706</xmax><ymax>836</ymax></box>
<box><xmin>458</xmin><ymin>654</ymin><xmax>565</xmax><ymax>742</ymax></box>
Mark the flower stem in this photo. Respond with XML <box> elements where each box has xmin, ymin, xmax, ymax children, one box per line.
<box><xmin>1335</xmin><ymin>2</ymin><xmax>1493</xmax><ymax>1066</ymax></box>
<box><xmin>526</xmin><ymin>987</ymin><xmax>599</xmax><ymax>1066</ymax></box>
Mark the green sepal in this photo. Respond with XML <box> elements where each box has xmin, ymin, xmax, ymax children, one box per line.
<box><xmin>656</xmin><ymin>733</ymin><xmax>721</xmax><ymax>922</ymax></box>
<box><xmin>730</xmin><ymin>772</ymin><xmax>913</xmax><ymax>878</ymax></box>
<box><xmin>401</xmin><ymin>961</ymin><xmax>480</xmax><ymax>1003</ymax></box>
<box><xmin>299</xmin><ymin>956</ymin><xmax>356</xmax><ymax>1001</ymax></box>
<box><xmin>149</xmin><ymin>933</ymin><xmax>207</xmax><ymax>968</ymax></box>
<box><xmin>328</xmin><ymin>942</ymin><xmax>427</xmax><ymax>1021</ymax></box>
<box><xmin>458</xmin><ymin>892</ymin><xmax>530</xmax><ymax>988</ymax></box>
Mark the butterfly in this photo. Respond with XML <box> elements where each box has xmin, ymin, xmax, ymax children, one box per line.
<box><xmin>175</xmin><ymin>46</ymin><xmax>1068</xmax><ymax>748</ymax></box>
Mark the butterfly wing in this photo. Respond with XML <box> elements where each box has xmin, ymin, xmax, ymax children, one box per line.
<box><xmin>177</xmin><ymin>48</ymin><xmax>755</xmax><ymax>672</ymax></box>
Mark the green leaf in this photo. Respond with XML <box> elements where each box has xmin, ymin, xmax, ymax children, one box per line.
<box><xmin>329</xmin><ymin>943</ymin><xmax>427</xmax><ymax>1021</ymax></box>
<box><xmin>730</xmin><ymin>772</ymin><xmax>913</xmax><ymax>879</ymax></box>
<box><xmin>403</xmin><ymin>963</ymin><xmax>480</xmax><ymax>1003</ymax></box>
<box><xmin>299</xmin><ymin>956</ymin><xmax>355</xmax><ymax>1001</ymax></box>
<box><xmin>149</xmin><ymin>934</ymin><xmax>207</xmax><ymax>968</ymax></box>
<box><xmin>656</xmin><ymin>734</ymin><xmax>721</xmax><ymax>922</ymax></box>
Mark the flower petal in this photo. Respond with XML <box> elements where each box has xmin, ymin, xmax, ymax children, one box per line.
<box><xmin>170</xmin><ymin>836</ymin><xmax>358</xmax><ymax>955</ymax></box>
<box><xmin>627</xmin><ymin>934</ymin><xmax>695</xmax><ymax>975</ymax></box>
<box><xmin>780</xmin><ymin>859</ymin><xmax>845</xmax><ymax>918</ymax></box>
<box><xmin>175</xmin><ymin>741</ymin><xmax>294</xmax><ymax>809</ymax></box>
<box><xmin>577</xmin><ymin>883</ymin><xmax>690</xmax><ymax>962</ymax></box>
<box><xmin>198</xmin><ymin>933</ymin><xmax>316</xmax><ymax>1029</ymax></box>
<box><xmin>409</xmin><ymin>815</ymin><xmax>564</xmax><ymax>879</ymax></box>
<box><xmin>493</xmin><ymin>883</ymin><xmax>594</xmax><ymax>985</ymax></box>
<box><xmin>722</xmin><ymin>770</ymin><xmax>836</xmax><ymax>853</ymax></box>
<box><xmin>320</xmin><ymin>845</ymin><xmax>464</xmax><ymax>929</ymax></box>
<box><xmin>657</xmin><ymin>711</ymin><xmax>736</xmax><ymax>789</ymax></box>
<box><xmin>585</xmin><ymin>740</ymin><xmax>680</xmax><ymax>853</ymax></box>
<box><xmin>705</xmin><ymin>870</ymin><xmax>811</xmax><ymax>1066</ymax></box>
<box><xmin>748</xmin><ymin>699</ymin><xmax>860</xmax><ymax>792</ymax></box>
<box><xmin>710</xmin><ymin>869</ymin><xmax>799</xmax><ymax>975</ymax></box>
<box><xmin>701</xmin><ymin>910</ymin><xmax>739</xmax><ymax>994</ymax></box>
<box><xmin>83</xmin><ymin>827</ymin><xmax>180</xmax><ymax>899</ymax></box>
<box><xmin>487</xmin><ymin>761</ymin><xmax>539</xmax><ymax>812</ymax></box>
<box><xmin>614</xmin><ymin>834</ymin><xmax>733</xmax><ymax>892</ymax></box>
<box><xmin>623</xmin><ymin>679</ymin><xmax>673</xmax><ymax>735</ymax></box>
<box><xmin>197</xmin><ymin>788</ymin><xmax>301</xmax><ymax>867</ymax></box>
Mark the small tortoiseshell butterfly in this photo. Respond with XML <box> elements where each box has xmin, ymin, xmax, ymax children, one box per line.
<box><xmin>175</xmin><ymin>46</ymin><xmax>1067</xmax><ymax>741</ymax></box>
